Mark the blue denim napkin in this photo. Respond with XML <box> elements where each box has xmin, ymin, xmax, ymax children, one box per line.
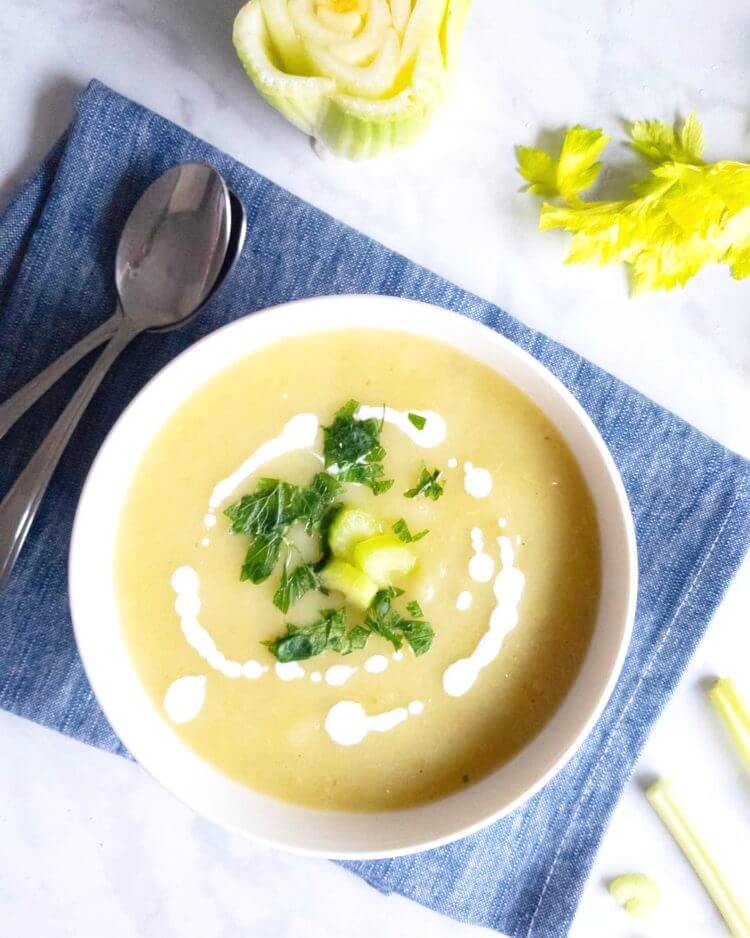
<box><xmin>1</xmin><ymin>80</ymin><xmax>748</xmax><ymax>938</ymax></box>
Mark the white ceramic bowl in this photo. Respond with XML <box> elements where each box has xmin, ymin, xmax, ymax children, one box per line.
<box><xmin>69</xmin><ymin>295</ymin><xmax>637</xmax><ymax>859</ymax></box>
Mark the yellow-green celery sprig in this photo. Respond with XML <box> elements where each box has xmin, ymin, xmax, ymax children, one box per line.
<box><xmin>517</xmin><ymin>113</ymin><xmax>750</xmax><ymax>293</ymax></box>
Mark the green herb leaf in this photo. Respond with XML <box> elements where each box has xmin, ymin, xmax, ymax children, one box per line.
<box><xmin>407</xmin><ymin>412</ymin><xmax>427</xmax><ymax>431</ymax></box>
<box><xmin>393</xmin><ymin>518</ymin><xmax>429</xmax><ymax>543</ymax></box>
<box><xmin>404</xmin><ymin>464</ymin><xmax>445</xmax><ymax>501</ymax></box>
<box><xmin>241</xmin><ymin>532</ymin><xmax>283</xmax><ymax>583</ymax></box>
<box><xmin>225</xmin><ymin>479</ymin><xmax>302</xmax><ymax>535</ymax></box>
<box><xmin>406</xmin><ymin>599</ymin><xmax>424</xmax><ymax>618</ymax></box>
<box><xmin>264</xmin><ymin>608</ymin><xmax>372</xmax><ymax>662</ymax></box>
<box><xmin>265</xmin><ymin>585</ymin><xmax>435</xmax><ymax>663</ymax></box>
<box><xmin>375</xmin><ymin>584</ymin><xmax>405</xmax><ymax>603</ymax></box>
<box><xmin>323</xmin><ymin>400</ymin><xmax>380</xmax><ymax>468</ymax></box>
<box><xmin>273</xmin><ymin>562</ymin><xmax>321</xmax><ymax>613</ymax></box>
<box><xmin>295</xmin><ymin>472</ymin><xmax>342</xmax><ymax>532</ymax></box>
<box><xmin>345</xmin><ymin>624</ymin><xmax>371</xmax><ymax>651</ymax></box>
<box><xmin>365</xmin><ymin>588</ymin><xmax>434</xmax><ymax>656</ymax></box>
<box><xmin>225</xmin><ymin>473</ymin><xmax>341</xmax><ymax>538</ymax></box>
<box><xmin>227</xmin><ymin>471</ymin><xmax>342</xmax><ymax>588</ymax></box>
<box><xmin>401</xmin><ymin>619</ymin><xmax>434</xmax><ymax>656</ymax></box>
<box><xmin>336</xmin><ymin>462</ymin><xmax>394</xmax><ymax>495</ymax></box>
<box><xmin>322</xmin><ymin>400</ymin><xmax>393</xmax><ymax>495</ymax></box>
<box><xmin>309</xmin><ymin>470</ymin><xmax>342</xmax><ymax>501</ymax></box>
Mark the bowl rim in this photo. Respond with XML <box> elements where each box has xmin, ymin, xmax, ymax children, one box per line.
<box><xmin>69</xmin><ymin>294</ymin><xmax>638</xmax><ymax>859</ymax></box>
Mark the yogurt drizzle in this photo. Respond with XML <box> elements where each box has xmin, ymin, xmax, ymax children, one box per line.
<box><xmin>171</xmin><ymin>567</ymin><xmax>268</xmax><ymax>680</ymax></box>
<box><xmin>203</xmin><ymin>412</ymin><xmax>320</xmax><ymax>526</ymax></box>
<box><xmin>355</xmin><ymin>405</ymin><xmax>446</xmax><ymax>448</ymax></box>
<box><xmin>325</xmin><ymin>699</ymin><xmax>424</xmax><ymax>746</ymax></box>
<box><xmin>364</xmin><ymin>655</ymin><xmax>389</xmax><ymax>674</ymax></box>
<box><xmin>163</xmin><ymin>675</ymin><xmax>206</xmax><ymax>724</ymax></box>
<box><xmin>468</xmin><ymin>528</ymin><xmax>494</xmax><ymax>583</ymax></box>
<box><xmin>443</xmin><ymin>536</ymin><xmax>525</xmax><ymax>698</ymax></box>
<box><xmin>463</xmin><ymin>461</ymin><xmax>493</xmax><ymax>499</ymax></box>
<box><xmin>201</xmin><ymin>407</ymin><xmax>445</xmax><ymax>529</ymax></box>
<box><xmin>456</xmin><ymin>591</ymin><xmax>473</xmax><ymax>611</ymax></box>
<box><xmin>275</xmin><ymin>662</ymin><xmax>305</xmax><ymax>681</ymax></box>
<box><xmin>324</xmin><ymin>664</ymin><xmax>357</xmax><ymax>686</ymax></box>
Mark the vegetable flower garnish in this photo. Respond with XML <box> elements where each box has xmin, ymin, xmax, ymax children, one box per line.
<box><xmin>233</xmin><ymin>0</ymin><xmax>473</xmax><ymax>159</ymax></box>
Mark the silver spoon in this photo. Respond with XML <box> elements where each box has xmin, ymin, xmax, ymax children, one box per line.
<box><xmin>0</xmin><ymin>162</ymin><xmax>238</xmax><ymax>587</ymax></box>
<box><xmin>0</xmin><ymin>177</ymin><xmax>246</xmax><ymax>444</ymax></box>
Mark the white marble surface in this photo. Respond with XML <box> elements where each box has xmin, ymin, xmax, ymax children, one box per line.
<box><xmin>1</xmin><ymin>1</ymin><xmax>749</xmax><ymax>935</ymax></box>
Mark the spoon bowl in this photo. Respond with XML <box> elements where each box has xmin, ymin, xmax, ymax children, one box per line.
<box><xmin>116</xmin><ymin>162</ymin><xmax>231</xmax><ymax>330</ymax></box>
<box><xmin>146</xmin><ymin>188</ymin><xmax>248</xmax><ymax>334</ymax></box>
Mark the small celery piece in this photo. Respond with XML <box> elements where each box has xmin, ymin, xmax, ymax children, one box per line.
<box><xmin>320</xmin><ymin>559</ymin><xmax>378</xmax><ymax>610</ymax></box>
<box><xmin>328</xmin><ymin>507</ymin><xmax>382</xmax><ymax>561</ymax></box>
<box><xmin>233</xmin><ymin>0</ymin><xmax>474</xmax><ymax>160</ymax></box>
<box><xmin>353</xmin><ymin>533</ymin><xmax>416</xmax><ymax>585</ymax></box>
<box><xmin>608</xmin><ymin>874</ymin><xmax>660</xmax><ymax>918</ymax></box>
<box><xmin>516</xmin><ymin>113</ymin><xmax>750</xmax><ymax>293</ymax></box>
<box><xmin>708</xmin><ymin>678</ymin><xmax>750</xmax><ymax>773</ymax></box>
<box><xmin>646</xmin><ymin>780</ymin><xmax>750</xmax><ymax>937</ymax></box>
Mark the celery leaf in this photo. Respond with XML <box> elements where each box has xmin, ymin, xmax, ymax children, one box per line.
<box><xmin>519</xmin><ymin>114</ymin><xmax>750</xmax><ymax>292</ymax></box>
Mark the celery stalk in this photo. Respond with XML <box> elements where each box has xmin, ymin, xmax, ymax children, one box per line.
<box><xmin>709</xmin><ymin>678</ymin><xmax>750</xmax><ymax>773</ymax></box>
<box><xmin>646</xmin><ymin>780</ymin><xmax>750</xmax><ymax>937</ymax></box>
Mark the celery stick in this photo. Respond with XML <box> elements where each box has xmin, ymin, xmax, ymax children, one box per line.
<box><xmin>646</xmin><ymin>780</ymin><xmax>750</xmax><ymax>937</ymax></box>
<box><xmin>320</xmin><ymin>559</ymin><xmax>378</xmax><ymax>610</ymax></box>
<box><xmin>709</xmin><ymin>678</ymin><xmax>750</xmax><ymax>773</ymax></box>
<box><xmin>353</xmin><ymin>534</ymin><xmax>416</xmax><ymax>586</ymax></box>
<box><xmin>327</xmin><ymin>507</ymin><xmax>381</xmax><ymax>562</ymax></box>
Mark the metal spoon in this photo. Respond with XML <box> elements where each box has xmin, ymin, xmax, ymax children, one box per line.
<box><xmin>0</xmin><ymin>162</ymin><xmax>239</xmax><ymax>587</ymax></box>
<box><xmin>0</xmin><ymin>176</ymin><xmax>246</xmax><ymax>444</ymax></box>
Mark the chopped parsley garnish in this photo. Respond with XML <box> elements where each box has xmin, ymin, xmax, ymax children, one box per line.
<box><xmin>406</xmin><ymin>599</ymin><xmax>424</xmax><ymax>618</ymax></box>
<box><xmin>225</xmin><ymin>474</ymin><xmax>341</xmax><ymax>539</ymax></box>
<box><xmin>225</xmin><ymin>472</ymin><xmax>341</xmax><ymax>596</ymax></box>
<box><xmin>263</xmin><ymin>609</ymin><xmax>370</xmax><ymax>662</ymax></box>
<box><xmin>323</xmin><ymin>400</ymin><xmax>393</xmax><ymax>495</ymax></box>
<box><xmin>225</xmin><ymin>401</ymin><xmax>440</xmax><ymax>656</ymax></box>
<box><xmin>404</xmin><ymin>464</ymin><xmax>445</xmax><ymax>501</ymax></box>
<box><xmin>273</xmin><ymin>562</ymin><xmax>321</xmax><ymax>614</ymax></box>
<box><xmin>241</xmin><ymin>531</ymin><xmax>283</xmax><ymax>583</ymax></box>
<box><xmin>392</xmin><ymin>518</ymin><xmax>429</xmax><ymax>543</ymax></box>
<box><xmin>264</xmin><ymin>587</ymin><xmax>434</xmax><ymax>662</ymax></box>
<box><xmin>365</xmin><ymin>587</ymin><xmax>434</xmax><ymax>656</ymax></box>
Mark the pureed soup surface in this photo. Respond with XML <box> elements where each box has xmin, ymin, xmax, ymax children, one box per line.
<box><xmin>117</xmin><ymin>329</ymin><xmax>601</xmax><ymax>811</ymax></box>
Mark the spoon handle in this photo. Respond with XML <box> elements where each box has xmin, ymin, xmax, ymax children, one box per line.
<box><xmin>0</xmin><ymin>322</ymin><xmax>136</xmax><ymax>589</ymax></box>
<box><xmin>0</xmin><ymin>312</ymin><xmax>121</xmax><ymax>444</ymax></box>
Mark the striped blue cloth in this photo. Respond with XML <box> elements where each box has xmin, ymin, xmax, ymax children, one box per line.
<box><xmin>1</xmin><ymin>81</ymin><xmax>748</xmax><ymax>938</ymax></box>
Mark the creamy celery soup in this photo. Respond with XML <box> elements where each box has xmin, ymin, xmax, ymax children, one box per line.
<box><xmin>116</xmin><ymin>329</ymin><xmax>600</xmax><ymax>811</ymax></box>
